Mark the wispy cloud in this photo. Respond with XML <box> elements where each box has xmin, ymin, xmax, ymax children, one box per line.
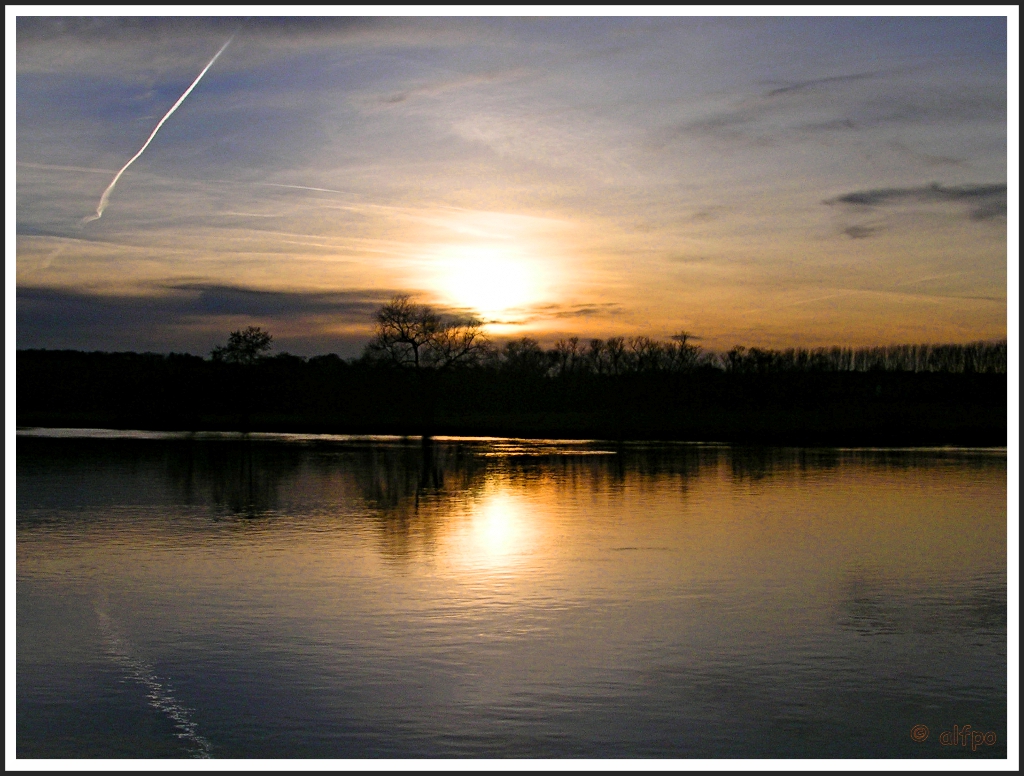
<box><xmin>512</xmin><ymin>302</ymin><xmax>626</xmax><ymax>324</ymax></box>
<box><xmin>826</xmin><ymin>183</ymin><xmax>1007</xmax><ymax>221</ymax></box>
<box><xmin>762</xmin><ymin>70</ymin><xmax>882</xmax><ymax>97</ymax></box>
<box><xmin>16</xmin><ymin>17</ymin><xmax>484</xmax><ymax>77</ymax></box>
<box><xmin>542</xmin><ymin>303</ymin><xmax>625</xmax><ymax>319</ymax></box>
<box><xmin>886</xmin><ymin>141</ymin><xmax>966</xmax><ymax>168</ymax></box>
<box><xmin>373</xmin><ymin>67</ymin><xmax>534</xmax><ymax>106</ymax></box>
<box><xmin>842</xmin><ymin>225</ymin><xmax>880</xmax><ymax>240</ymax></box>
<box><xmin>661</xmin><ymin>62</ymin><xmax>1005</xmax><ymax>151</ymax></box>
<box><xmin>257</xmin><ymin>183</ymin><xmax>350</xmax><ymax>195</ymax></box>
<box><xmin>18</xmin><ymin>161</ymin><xmax>118</xmax><ymax>175</ymax></box>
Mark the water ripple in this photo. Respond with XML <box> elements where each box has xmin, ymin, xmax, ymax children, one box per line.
<box><xmin>94</xmin><ymin>597</ymin><xmax>212</xmax><ymax>758</ymax></box>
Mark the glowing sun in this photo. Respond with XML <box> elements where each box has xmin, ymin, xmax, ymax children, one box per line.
<box><xmin>433</xmin><ymin>244</ymin><xmax>544</xmax><ymax>319</ymax></box>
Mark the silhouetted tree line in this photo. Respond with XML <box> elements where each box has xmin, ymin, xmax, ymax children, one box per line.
<box><xmin>474</xmin><ymin>336</ymin><xmax>1008</xmax><ymax>377</ymax></box>
<box><xmin>489</xmin><ymin>333</ymin><xmax>705</xmax><ymax>378</ymax></box>
<box><xmin>717</xmin><ymin>341</ymin><xmax>1007</xmax><ymax>375</ymax></box>
<box><xmin>362</xmin><ymin>296</ymin><xmax>1006</xmax><ymax>376</ymax></box>
<box><xmin>15</xmin><ymin>307</ymin><xmax>1006</xmax><ymax>445</ymax></box>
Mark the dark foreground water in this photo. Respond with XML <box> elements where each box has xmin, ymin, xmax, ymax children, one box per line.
<box><xmin>16</xmin><ymin>430</ymin><xmax>1006</xmax><ymax>759</ymax></box>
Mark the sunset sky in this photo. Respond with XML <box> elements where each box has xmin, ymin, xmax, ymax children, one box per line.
<box><xmin>12</xmin><ymin>12</ymin><xmax>1011</xmax><ymax>357</ymax></box>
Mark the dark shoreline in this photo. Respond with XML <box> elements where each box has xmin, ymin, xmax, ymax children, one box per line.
<box><xmin>17</xmin><ymin>349</ymin><xmax>1006</xmax><ymax>448</ymax></box>
<box><xmin>15</xmin><ymin>408</ymin><xmax>1006</xmax><ymax>448</ymax></box>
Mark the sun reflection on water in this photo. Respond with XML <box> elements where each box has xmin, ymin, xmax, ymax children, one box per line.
<box><xmin>445</xmin><ymin>485</ymin><xmax>536</xmax><ymax>571</ymax></box>
<box><xmin>17</xmin><ymin>436</ymin><xmax>1008</xmax><ymax>757</ymax></box>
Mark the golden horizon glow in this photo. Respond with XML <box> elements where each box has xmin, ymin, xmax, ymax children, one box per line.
<box><xmin>14</xmin><ymin>18</ymin><xmax>1008</xmax><ymax>355</ymax></box>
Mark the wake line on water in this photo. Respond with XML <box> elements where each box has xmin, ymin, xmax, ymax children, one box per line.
<box><xmin>94</xmin><ymin>598</ymin><xmax>212</xmax><ymax>758</ymax></box>
<box><xmin>83</xmin><ymin>36</ymin><xmax>233</xmax><ymax>224</ymax></box>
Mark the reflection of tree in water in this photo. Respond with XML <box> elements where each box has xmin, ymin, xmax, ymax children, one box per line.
<box><xmin>350</xmin><ymin>439</ymin><xmax>488</xmax><ymax>561</ymax></box>
<box><xmin>492</xmin><ymin>444</ymin><xmax>714</xmax><ymax>495</ymax></box>
<box><xmin>344</xmin><ymin>440</ymin><xmax>715</xmax><ymax>559</ymax></box>
<box><xmin>727</xmin><ymin>446</ymin><xmax>1004</xmax><ymax>483</ymax></box>
<box><xmin>164</xmin><ymin>438</ymin><xmax>303</xmax><ymax>518</ymax></box>
<box><xmin>728</xmin><ymin>447</ymin><xmax>804</xmax><ymax>482</ymax></box>
<box><xmin>156</xmin><ymin>437</ymin><xmax>1006</xmax><ymax>560</ymax></box>
<box><xmin>615</xmin><ymin>444</ymin><xmax>713</xmax><ymax>487</ymax></box>
<box><xmin>353</xmin><ymin>442</ymin><xmax>723</xmax><ymax>560</ymax></box>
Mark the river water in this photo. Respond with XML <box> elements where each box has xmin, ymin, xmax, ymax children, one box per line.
<box><xmin>16</xmin><ymin>430</ymin><xmax>1007</xmax><ymax>759</ymax></box>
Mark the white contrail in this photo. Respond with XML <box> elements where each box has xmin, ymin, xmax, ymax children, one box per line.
<box><xmin>83</xmin><ymin>36</ymin><xmax>234</xmax><ymax>224</ymax></box>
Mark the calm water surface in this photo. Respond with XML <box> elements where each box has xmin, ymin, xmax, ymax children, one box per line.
<box><xmin>16</xmin><ymin>431</ymin><xmax>1006</xmax><ymax>758</ymax></box>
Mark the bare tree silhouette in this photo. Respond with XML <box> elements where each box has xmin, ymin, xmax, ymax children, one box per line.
<box><xmin>365</xmin><ymin>296</ymin><xmax>491</xmax><ymax>435</ymax></box>
<box><xmin>366</xmin><ymin>296</ymin><xmax>490</xmax><ymax>371</ymax></box>
<box><xmin>211</xmin><ymin>326</ymin><xmax>273</xmax><ymax>365</ymax></box>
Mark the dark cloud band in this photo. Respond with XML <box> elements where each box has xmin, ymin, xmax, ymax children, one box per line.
<box><xmin>15</xmin><ymin>284</ymin><xmax>408</xmax><ymax>355</ymax></box>
<box><xmin>826</xmin><ymin>183</ymin><xmax>1006</xmax><ymax>221</ymax></box>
